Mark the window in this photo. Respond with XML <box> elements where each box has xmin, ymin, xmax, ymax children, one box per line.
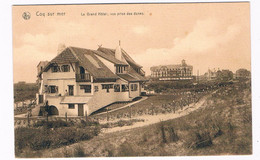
<box><xmin>68</xmin><ymin>104</ymin><xmax>75</xmax><ymax>109</ymax></box>
<box><xmin>135</xmin><ymin>68</ymin><xmax>140</xmax><ymax>73</ymax></box>
<box><xmin>68</xmin><ymin>85</ymin><xmax>74</xmax><ymax>96</ymax></box>
<box><xmin>122</xmin><ymin>84</ymin><xmax>129</xmax><ymax>92</ymax></box>
<box><xmin>61</xmin><ymin>65</ymin><xmax>70</xmax><ymax>72</ymax></box>
<box><xmin>102</xmin><ymin>84</ymin><xmax>113</xmax><ymax>89</ymax></box>
<box><xmin>48</xmin><ymin>86</ymin><xmax>58</xmax><ymax>93</ymax></box>
<box><xmin>51</xmin><ymin>66</ymin><xmax>60</xmax><ymax>72</ymax></box>
<box><xmin>116</xmin><ymin>66</ymin><xmax>122</xmax><ymax>73</ymax></box>
<box><xmin>102</xmin><ymin>84</ymin><xmax>113</xmax><ymax>93</ymax></box>
<box><xmin>44</xmin><ymin>85</ymin><xmax>48</xmax><ymax>93</ymax></box>
<box><xmin>116</xmin><ymin>65</ymin><xmax>128</xmax><ymax>74</ymax></box>
<box><xmin>94</xmin><ymin>86</ymin><xmax>99</xmax><ymax>92</ymax></box>
<box><xmin>131</xmin><ymin>84</ymin><xmax>138</xmax><ymax>91</ymax></box>
<box><xmin>80</xmin><ymin>85</ymin><xmax>91</xmax><ymax>93</ymax></box>
<box><xmin>114</xmin><ymin>84</ymin><xmax>120</xmax><ymax>92</ymax></box>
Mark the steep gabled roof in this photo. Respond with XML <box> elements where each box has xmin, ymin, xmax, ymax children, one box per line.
<box><xmin>51</xmin><ymin>48</ymin><xmax>78</xmax><ymax>64</ymax></box>
<box><xmin>94</xmin><ymin>48</ymin><xmax>127</xmax><ymax>65</ymax></box>
<box><xmin>39</xmin><ymin>47</ymin><xmax>118</xmax><ymax>80</ymax></box>
<box><xmin>121</xmin><ymin>49</ymin><xmax>142</xmax><ymax>68</ymax></box>
<box><xmin>69</xmin><ymin>47</ymin><xmax>118</xmax><ymax>80</ymax></box>
<box><xmin>97</xmin><ymin>46</ymin><xmax>147</xmax><ymax>82</ymax></box>
<box><xmin>38</xmin><ymin>48</ymin><xmax>78</xmax><ymax>76</ymax></box>
<box><xmin>117</xmin><ymin>66</ymin><xmax>148</xmax><ymax>82</ymax></box>
<box><xmin>39</xmin><ymin>45</ymin><xmax>147</xmax><ymax>82</ymax></box>
<box><xmin>128</xmin><ymin>66</ymin><xmax>148</xmax><ymax>81</ymax></box>
<box><xmin>117</xmin><ymin>74</ymin><xmax>139</xmax><ymax>82</ymax></box>
<box><xmin>97</xmin><ymin>47</ymin><xmax>142</xmax><ymax>68</ymax></box>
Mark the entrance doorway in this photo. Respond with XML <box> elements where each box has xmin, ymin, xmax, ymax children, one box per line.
<box><xmin>78</xmin><ymin>104</ymin><xmax>84</xmax><ymax>116</ymax></box>
<box><xmin>48</xmin><ymin>105</ymin><xmax>59</xmax><ymax>115</ymax></box>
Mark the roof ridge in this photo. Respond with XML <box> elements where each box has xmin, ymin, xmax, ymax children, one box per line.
<box><xmin>69</xmin><ymin>46</ymin><xmax>98</xmax><ymax>52</ymax></box>
<box><xmin>98</xmin><ymin>46</ymin><xmax>115</xmax><ymax>51</ymax></box>
<box><xmin>68</xmin><ymin>47</ymin><xmax>81</xmax><ymax>62</ymax></box>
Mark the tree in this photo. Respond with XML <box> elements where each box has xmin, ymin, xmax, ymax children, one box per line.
<box><xmin>216</xmin><ymin>70</ymin><xmax>233</xmax><ymax>81</ymax></box>
<box><xmin>236</xmin><ymin>68</ymin><xmax>251</xmax><ymax>79</ymax></box>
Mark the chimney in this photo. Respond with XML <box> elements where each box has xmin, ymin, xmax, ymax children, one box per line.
<box><xmin>115</xmin><ymin>40</ymin><xmax>122</xmax><ymax>61</ymax></box>
<box><xmin>57</xmin><ymin>43</ymin><xmax>66</xmax><ymax>55</ymax></box>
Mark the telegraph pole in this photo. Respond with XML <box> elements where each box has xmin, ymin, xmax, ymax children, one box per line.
<box><xmin>197</xmin><ymin>70</ymin><xmax>200</xmax><ymax>83</ymax></box>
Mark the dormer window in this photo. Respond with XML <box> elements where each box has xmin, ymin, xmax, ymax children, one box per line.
<box><xmin>51</xmin><ymin>64</ymin><xmax>70</xmax><ymax>72</ymax></box>
<box><xmin>52</xmin><ymin>66</ymin><xmax>60</xmax><ymax>72</ymax></box>
<box><xmin>61</xmin><ymin>65</ymin><xmax>70</xmax><ymax>72</ymax></box>
<box><xmin>134</xmin><ymin>68</ymin><xmax>140</xmax><ymax>73</ymax></box>
<box><xmin>116</xmin><ymin>65</ymin><xmax>128</xmax><ymax>74</ymax></box>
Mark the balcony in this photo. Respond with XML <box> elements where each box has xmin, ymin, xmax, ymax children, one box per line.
<box><xmin>76</xmin><ymin>73</ymin><xmax>91</xmax><ymax>82</ymax></box>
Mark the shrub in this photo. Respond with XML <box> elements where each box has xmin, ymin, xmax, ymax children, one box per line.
<box><xmin>214</xmin><ymin>129</ymin><xmax>223</xmax><ymax>138</ymax></box>
<box><xmin>74</xmin><ymin>145</ymin><xmax>87</xmax><ymax>157</ymax></box>
<box><xmin>117</xmin><ymin>120</ymin><xmax>133</xmax><ymax>127</ymax></box>
<box><xmin>101</xmin><ymin>123</ymin><xmax>111</xmax><ymax>128</ymax></box>
<box><xmin>54</xmin><ymin>128</ymin><xmax>78</xmax><ymax>146</ymax></box>
<box><xmin>158</xmin><ymin>121</ymin><xmax>167</xmax><ymax>143</ymax></box>
<box><xmin>29</xmin><ymin>134</ymin><xmax>52</xmax><ymax>150</ymax></box>
<box><xmin>190</xmin><ymin>130</ymin><xmax>212</xmax><ymax>149</ymax></box>
<box><xmin>103</xmin><ymin>143</ymin><xmax>116</xmax><ymax>157</ymax></box>
<box><xmin>168</xmin><ymin>126</ymin><xmax>179</xmax><ymax>142</ymax></box>
<box><xmin>51</xmin><ymin>120</ymin><xmax>69</xmax><ymax>128</ymax></box>
<box><xmin>15</xmin><ymin>124</ymin><xmax>101</xmax><ymax>155</ymax></box>
<box><xmin>15</xmin><ymin>127</ymin><xmax>39</xmax><ymax>153</ymax></box>
<box><xmin>62</xmin><ymin>147</ymin><xmax>72</xmax><ymax>157</ymax></box>
<box><xmin>33</xmin><ymin>120</ymin><xmax>69</xmax><ymax>129</ymax></box>
<box><xmin>142</xmin><ymin>133</ymin><xmax>148</xmax><ymax>143</ymax></box>
<box><xmin>117</xmin><ymin>142</ymin><xmax>137</xmax><ymax>156</ymax></box>
<box><xmin>77</xmin><ymin>119</ymin><xmax>99</xmax><ymax>128</ymax></box>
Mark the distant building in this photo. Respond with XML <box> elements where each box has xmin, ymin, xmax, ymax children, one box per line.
<box><xmin>150</xmin><ymin>60</ymin><xmax>193</xmax><ymax>81</ymax></box>
<box><xmin>203</xmin><ymin>68</ymin><xmax>234</xmax><ymax>81</ymax></box>
<box><xmin>204</xmin><ymin>68</ymin><xmax>217</xmax><ymax>81</ymax></box>
<box><xmin>17</xmin><ymin>81</ymin><xmax>26</xmax><ymax>84</ymax></box>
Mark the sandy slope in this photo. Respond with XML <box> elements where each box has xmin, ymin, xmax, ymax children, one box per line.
<box><xmin>101</xmin><ymin>95</ymin><xmax>208</xmax><ymax>134</ymax></box>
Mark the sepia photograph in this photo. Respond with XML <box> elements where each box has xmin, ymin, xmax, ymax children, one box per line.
<box><xmin>11</xmin><ymin>2</ymin><xmax>252</xmax><ymax>158</ymax></box>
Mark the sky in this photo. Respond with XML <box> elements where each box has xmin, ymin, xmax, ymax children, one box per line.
<box><xmin>12</xmin><ymin>2</ymin><xmax>250</xmax><ymax>83</ymax></box>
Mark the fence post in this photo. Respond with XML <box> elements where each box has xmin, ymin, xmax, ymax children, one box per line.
<box><xmin>27</xmin><ymin>112</ymin><xmax>30</xmax><ymax>127</ymax></box>
<box><xmin>107</xmin><ymin>107</ymin><xmax>109</xmax><ymax>122</ymax></box>
<box><xmin>65</xmin><ymin>112</ymin><xmax>67</xmax><ymax>122</ymax></box>
<box><xmin>85</xmin><ymin>111</ymin><xmax>88</xmax><ymax>121</ymax></box>
<box><xmin>129</xmin><ymin>105</ymin><xmax>132</xmax><ymax>119</ymax></box>
<box><xmin>151</xmin><ymin>103</ymin><xmax>154</xmax><ymax>115</ymax></box>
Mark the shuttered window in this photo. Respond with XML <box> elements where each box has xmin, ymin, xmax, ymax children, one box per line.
<box><xmin>61</xmin><ymin>65</ymin><xmax>70</xmax><ymax>72</ymax></box>
<box><xmin>114</xmin><ymin>84</ymin><xmax>120</xmax><ymax>92</ymax></box>
<box><xmin>48</xmin><ymin>85</ymin><xmax>58</xmax><ymax>93</ymax></box>
<box><xmin>80</xmin><ymin>85</ymin><xmax>91</xmax><ymax>93</ymax></box>
<box><xmin>122</xmin><ymin>84</ymin><xmax>129</xmax><ymax>92</ymax></box>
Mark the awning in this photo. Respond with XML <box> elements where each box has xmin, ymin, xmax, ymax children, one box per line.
<box><xmin>60</xmin><ymin>96</ymin><xmax>92</xmax><ymax>104</ymax></box>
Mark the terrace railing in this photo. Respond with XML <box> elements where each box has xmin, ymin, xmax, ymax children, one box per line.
<box><xmin>76</xmin><ymin>73</ymin><xmax>91</xmax><ymax>82</ymax></box>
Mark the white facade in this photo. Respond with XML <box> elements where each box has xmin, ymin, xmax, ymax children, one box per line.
<box><xmin>35</xmin><ymin>47</ymin><xmax>145</xmax><ymax>117</ymax></box>
<box><xmin>37</xmin><ymin>76</ymin><xmax>141</xmax><ymax>116</ymax></box>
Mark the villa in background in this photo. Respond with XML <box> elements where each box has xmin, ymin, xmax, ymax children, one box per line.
<box><xmin>204</xmin><ymin>68</ymin><xmax>218</xmax><ymax>81</ymax></box>
<box><xmin>150</xmin><ymin>60</ymin><xmax>194</xmax><ymax>81</ymax></box>
<box><xmin>33</xmin><ymin>43</ymin><xmax>148</xmax><ymax>117</ymax></box>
